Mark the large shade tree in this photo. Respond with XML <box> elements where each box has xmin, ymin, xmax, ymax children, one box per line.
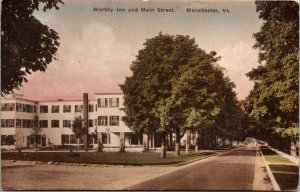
<box><xmin>246</xmin><ymin>1</ymin><xmax>299</xmax><ymax>153</ymax></box>
<box><xmin>1</xmin><ymin>0</ymin><xmax>63</xmax><ymax>95</ymax></box>
<box><xmin>155</xmin><ymin>51</ymin><xmax>224</xmax><ymax>155</ymax></box>
<box><xmin>121</xmin><ymin>33</ymin><xmax>241</xmax><ymax>157</ymax></box>
<box><xmin>121</xmin><ymin>33</ymin><xmax>188</xmax><ymax>158</ymax></box>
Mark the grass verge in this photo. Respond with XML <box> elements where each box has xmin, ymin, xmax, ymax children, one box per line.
<box><xmin>260</xmin><ymin>146</ymin><xmax>299</xmax><ymax>190</ymax></box>
<box><xmin>2</xmin><ymin>151</ymin><xmax>215</xmax><ymax>166</ymax></box>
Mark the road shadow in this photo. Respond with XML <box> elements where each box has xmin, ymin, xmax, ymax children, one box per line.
<box><xmin>260</xmin><ymin>146</ymin><xmax>278</xmax><ymax>155</ymax></box>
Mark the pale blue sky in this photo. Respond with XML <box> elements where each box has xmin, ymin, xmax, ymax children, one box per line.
<box><xmin>20</xmin><ymin>0</ymin><xmax>262</xmax><ymax>101</ymax></box>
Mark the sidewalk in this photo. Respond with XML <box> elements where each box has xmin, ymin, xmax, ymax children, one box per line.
<box><xmin>253</xmin><ymin>148</ymin><xmax>273</xmax><ymax>190</ymax></box>
<box><xmin>259</xmin><ymin>145</ymin><xmax>299</xmax><ymax>191</ymax></box>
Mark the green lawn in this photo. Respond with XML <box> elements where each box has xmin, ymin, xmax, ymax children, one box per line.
<box><xmin>264</xmin><ymin>154</ymin><xmax>293</xmax><ymax>165</ymax></box>
<box><xmin>1</xmin><ymin>151</ymin><xmax>215</xmax><ymax>166</ymax></box>
<box><xmin>260</xmin><ymin>146</ymin><xmax>299</xmax><ymax>190</ymax></box>
<box><xmin>269</xmin><ymin>165</ymin><xmax>299</xmax><ymax>190</ymax></box>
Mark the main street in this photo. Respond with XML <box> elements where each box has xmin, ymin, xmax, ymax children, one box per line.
<box><xmin>2</xmin><ymin>146</ymin><xmax>272</xmax><ymax>190</ymax></box>
<box><xmin>127</xmin><ymin>147</ymin><xmax>273</xmax><ymax>190</ymax></box>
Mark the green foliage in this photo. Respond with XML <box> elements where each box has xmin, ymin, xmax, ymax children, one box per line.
<box><xmin>1</xmin><ymin>0</ymin><xmax>63</xmax><ymax>95</ymax></box>
<box><xmin>121</xmin><ymin>32</ymin><xmax>243</xmax><ymax>143</ymax></box>
<box><xmin>246</xmin><ymin>1</ymin><xmax>299</xmax><ymax>128</ymax></box>
<box><xmin>214</xmin><ymin>77</ymin><xmax>245</xmax><ymax>141</ymax></box>
<box><xmin>121</xmin><ymin>33</ymin><xmax>212</xmax><ymax>134</ymax></box>
<box><xmin>155</xmin><ymin>57</ymin><xmax>223</xmax><ymax>133</ymax></box>
<box><xmin>273</xmin><ymin>127</ymin><xmax>299</xmax><ymax>139</ymax></box>
<box><xmin>72</xmin><ymin>116</ymin><xmax>84</xmax><ymax>139</ymax></box>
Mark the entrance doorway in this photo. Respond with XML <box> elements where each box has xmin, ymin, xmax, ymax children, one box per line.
<box><xmin>27</xmin><ymin>135</ymin><xmax>46</xmax><ymax>148</ymax></box>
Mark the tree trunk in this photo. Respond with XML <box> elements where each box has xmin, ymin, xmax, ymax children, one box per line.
<box><xmin>147</xmin><ymin>134</ymin><xmax>150</xmax><ymax>150</ymax></box>
<box><xmin>34</xmin><ymin>136</ymin><xmax>36</xmax><ymax>150</ymax></box>
<box><xmin>290</xmin><ymin>137</ymin><xmax>297</xmax><ymax>157</ymax></box>
<box><xmin>185</xmin><ymin>129</ymin><xmax>191</xmax><ymax>153</ymax></box>
<box><xmin>169</xmin><ymin>132</ymin><xmax>173</xmax><ymax>150</ymax></box>
<box><xmin>166</xmin><ymin>134</ymin><xmax>169</xmax><ymax>150</ymax></box>
<box><xmin>77</xmin><ymin>138</ymin><xmax>80</xmax><ymax>150</ymax></box>
<box><xmin>97</xmin><ymin>138</ymin><xmax>102</xmax><ymax>152</ymax></box>
<box><xmin>195</xmin><ymin>130</ymin><xmax>200</xmax><ymax>152</ymax></box>
<box><xmin>175</xmin><ymin>128</ymin><xmax>181</xmax><ymax>156</ymax></box>
<box><xmin>202</xmin><ymin>130</ymin><xmax>206</xmax><ymax>149</ymax></box>
<box><xmin>160</xmin><ymin>133</ymin><xmax>167</xmax><ymax>158</ymax></box>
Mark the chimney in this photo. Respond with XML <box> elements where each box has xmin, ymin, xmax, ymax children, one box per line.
<box><xmin>83</xmin><ymin>93</ymin><xmax>89</xmax><ymax>151</ymax></box>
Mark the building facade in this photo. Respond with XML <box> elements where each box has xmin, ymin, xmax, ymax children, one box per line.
<box><xmin>1</xmin><ymin>93</ymin><xmax>148</xmax><ymax>152</ymax></box>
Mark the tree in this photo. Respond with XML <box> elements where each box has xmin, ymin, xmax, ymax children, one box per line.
<box><xmin>31</xmin><ymin>115</ymin><xmax>43</xmax><ymax>150</ymax></box>
<box><xmin>246</xmin><ymin>1</ymin><xmax>298</xmax><ymax>126</ymax></box>
<box><xmin>246</xmin><ymin>1</ymin><xmax>299</xmax><ymax>153</ymax></box>
<box><xmin>214</xmin><ymin>75</ymin><xmax>245</xmax><ymax>145</ymax></box>
<box><xmin>154</xmin><ymin>52</ymin><xmax>223</xmax><ymax>155</ymax></box>
<box><xmin>121</xmin><ymin>33</ymin><xmax>201</xmax><ymax>158</ymax></box>
<box><xmin>72</xmin><ymin>116</ymin><xmax>85</xmax><ymax>150</ymax></box>
<box><xmin>1</xmin><ymin>0</ymin><xmax>63</xmax><ymax>95</ymax></box>
<box><xmin>121</xmin><ymin>33</ymin><xmax>239</xmax><ymax>157</ymax></box>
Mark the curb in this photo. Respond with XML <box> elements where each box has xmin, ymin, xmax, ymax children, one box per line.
<box><xmin>174</xmin><ymin>153</ymin><xmax>219</xmax><ymax>166</ymax></box>
<box><xmin>259</xmin><ymin>147</ymin><xmax>281</xmax><ymax>191</ymax></box>
<box><xmin>173</xmin><ymin>149</ymin><xmax>233</xmax><ymax>167</ymax></box>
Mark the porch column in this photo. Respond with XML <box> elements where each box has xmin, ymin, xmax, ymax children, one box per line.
<box><xmin>120</xmin><ymin>132</ymin><xmax>125</xmax><ymax>152</ymax></box>
<box><xmin>143</xmin><ymin>134</ymin><xmax>149</xmax><ymax>152</ymax></box>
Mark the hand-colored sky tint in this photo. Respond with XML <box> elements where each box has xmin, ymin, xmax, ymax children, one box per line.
<box><xmin>18</xmin><ymin>0</ymin><xmax>262</xmax><ymax>101</ymax></box>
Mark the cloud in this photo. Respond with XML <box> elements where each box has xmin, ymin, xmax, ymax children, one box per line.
<box><xmin>218</xmin><ymin>41</ymin><xmax>259</xmax><ymax>100</ymax></box>
<box><xmin>20</xmin><ymin>22</ymin><xmax>134</xmax><ymax>100</ymax></box>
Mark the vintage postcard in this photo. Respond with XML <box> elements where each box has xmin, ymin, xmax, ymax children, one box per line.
<box><xmin>1</xmin><ymin>0</ymin><xmax>299</xmax><ymax>190</ymax></box>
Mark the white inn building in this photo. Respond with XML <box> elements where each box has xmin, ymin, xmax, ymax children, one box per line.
<box><xmin>1</xmin><ymin>93</ymin><xmax>163</xmax><ymax>152</ymax></box>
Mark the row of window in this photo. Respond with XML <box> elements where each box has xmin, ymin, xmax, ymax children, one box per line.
<box><xmin>1</xmin><ymin>98</ymin><xmax>120</xmax><ymax>113</ymax></box>
<box><xmin>61</xmin><ymin>133</ymin><xmax>142</xmax><ymax>145</ymax></box>
<box><xmin>61</xmin><ymin>133</ymin><xmax>110</xmax><ymax>144</ymax></box>
<box><xmin>0</xmin><ymin>133</ymin><xmax>143</xmax><ymax>146</ymax></box>
<box><xmin>1</xmin><ymin>119</ymin><xmax>15</xmax><ymax>127</ymax></box>
<box><xmin>61</xmin><ymin>134</ymin><xmax>83</xmax><ymax>144</ymax></box>
<box><xmin>1</xmin><ymin>119</ymin><xmax>76</xmax><ymax>128</ymax></box>
<box><xmin>97</xmin><ymin>98</ymin><xmax>119</xmax><ymax>108</ymax></box>
<box><xmin>40</xmin><ymin>104</ymin><xmax>90</xmax><ymax>113</ymax></box>
<box><xmin>39</xmin><ymin>120</ymin><xmax>94</xmax><ymax>128</ymax></box>
<box><xmin>1</xmin><ymin>119</ymin><xmax>42</xmax><ymax>128</ymax></box>
<box><xmin>1</xmin><ymin>116</ymin><xmax>121</xmax><ymax>128</ymax></box>
<box><xmin>98</xmin><ymin>116</ymin><xmax>120</xmax><ymax>126</ymax></box>
<box><xmin>1</xmin><ymin>103</ymin><xmax>37</xmax><ymax>113</ymax></box>
<box><xmin>1</xmin><ymin>135</ymin><xmax>15</xmax><ymax>146</ymax></box>
<box><xmin>1</xmin><ymin>103</ymin><xmax>15</xmax><ymax>111</ymax></box>
<box><xmin>129</xmin><ymin>134</ymin><xmax>144</xmax><ymax>145</ymax></box>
